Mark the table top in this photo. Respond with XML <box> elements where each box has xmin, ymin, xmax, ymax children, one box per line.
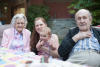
<box><xmin>0</xmin><ymin>47</ymin><xmax>89</xmax><ymax>67</ymax></box>
<box><xmin>0</xmin><ymin>47</ymin><xmax>42</xmax><ymax>67</ymax></box>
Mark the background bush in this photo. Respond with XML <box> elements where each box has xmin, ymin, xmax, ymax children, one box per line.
<box><xmin>68</xmin><ymin>0</ymin><xmax>100</xmax><ymax>26</ymax></box>
<box><xmin>27</xmin><ymin>5</ymin><xmax>50</xmax><ymax>32</ymax></box>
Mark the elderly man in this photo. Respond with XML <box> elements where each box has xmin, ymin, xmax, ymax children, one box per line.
<box><xmin>58</xmin><ymin>9</ymin><xmax>100</xmax><ymax>67</ymax></box>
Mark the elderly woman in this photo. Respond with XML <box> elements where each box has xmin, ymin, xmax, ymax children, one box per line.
<box><xmin>1</xmin><ymin>13</ymin><xmax>31</xmax><ymax>52</ymax></box>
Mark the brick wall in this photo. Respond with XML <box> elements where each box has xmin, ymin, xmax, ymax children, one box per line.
<box><xmin>45</xmin><ymin>2</ymin><xmax>71</xmax><ymax>18</ymax></box>
<box><xmin>29</xmin><ymin>0</ymin><xmax>44</xmax><ymax>5</ymax></box>
<box><xmin>48</xmin><ymin>19</ymin><xmax>76</xmax><ymax>39</ymax></box>
<box><xmin>28</xmin><ymin>0</ymin><xmax>71</xmax><ymax>18</ymax></box>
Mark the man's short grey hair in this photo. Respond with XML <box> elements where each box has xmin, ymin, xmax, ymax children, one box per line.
<box><xmin>75</xmin><ymin>9</ymin><xmax>92</xmax><ymax>20</ymax></box>
<box><xmin>10</xmin><ymin>13</ymin><xmax>28</xmax><ymax>28</ymax></box>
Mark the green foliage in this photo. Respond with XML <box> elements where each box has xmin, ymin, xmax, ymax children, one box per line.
<box><xmin>27</xmin><ymin>5</ymin><xmax>50</xmax><ymax>32</ymax></box>
<box><xmin>68</xmin><ymin>10</ymin><xmax>76</xmax><ymax>14</ymax></box>
<box><xmin>0</xmin><ymin>1</ymin><xmax>8</xmax><ymax>6</ymax></box>
<box><xmin>59</xmin><ymin>39</ymin><xmax>63</xmax><ymax>44</ymax></box>
<box><xmin>68</xmin><ymin>0</ymin><xmax>100</xmax><ymax>25</ymax></box>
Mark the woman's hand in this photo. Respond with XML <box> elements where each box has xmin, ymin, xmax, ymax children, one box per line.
<box><xmin>40</xmin><ymin>46</ymin><xmax>59</xmax><ymax>58</ymax></box>
<box><xmin>40</xmin><ymin>46</ymin><xmax>49</xmax><ymax>53</ymax></box>
<box><xmin>49</xmin><ymin>43</ymin><xmax>56</xmax><ymax>50</ymax></box>
<box><xmin>48</xmin><ymin>37</ymin><xmax>57</xmax><ymax>50</ymax></box>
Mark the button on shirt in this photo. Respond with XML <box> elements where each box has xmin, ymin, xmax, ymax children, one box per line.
<box><xmin>71</xmin><ymin>30</ymin><xmax>100</xmax><ymax>53</ymax></box>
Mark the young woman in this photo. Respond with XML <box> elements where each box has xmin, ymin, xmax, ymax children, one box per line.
<box><xmin>30</xmin><ymin>17</ymin><xmax>59</xmax><ymax>58</ymax></box>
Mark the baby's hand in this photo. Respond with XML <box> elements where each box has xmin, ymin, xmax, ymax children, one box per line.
<box><xmin>36</xmin><ymin>40</ymin><xmax>44</xmax><ymax>50</ymax></box>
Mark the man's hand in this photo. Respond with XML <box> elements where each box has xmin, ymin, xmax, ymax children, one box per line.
<box><xmin>72</xmin><ymin>31</ymin><xmax>92</xmax><ymax>42</ymax></box>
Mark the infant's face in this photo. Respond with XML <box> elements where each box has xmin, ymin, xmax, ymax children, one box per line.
<box><xmin>40</xmin><ymin>33</ymin><xmax>50</xmax><ymax>41</ymax></box>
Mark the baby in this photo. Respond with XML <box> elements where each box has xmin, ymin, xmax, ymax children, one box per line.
<box><xmin>36</xmin><ymin>27</ymin><xmax>56</xmax><ymax>57</ymax></box>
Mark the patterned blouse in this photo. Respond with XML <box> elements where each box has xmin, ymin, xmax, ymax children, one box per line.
<box><xmin>38</xmin><ymin>41</ymin><xmax>50</xmax><ymax>57</ymax></box>
<box><xmin>9</xmin><ymin>29</ymin><xmax>24</xmax><ymax>52</ymax></box>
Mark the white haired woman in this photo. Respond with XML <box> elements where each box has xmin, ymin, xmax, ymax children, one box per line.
<box><xmin>1</xmin><ymin>13</ymin><xmax>31</xmax><ymax>52</ymax></box>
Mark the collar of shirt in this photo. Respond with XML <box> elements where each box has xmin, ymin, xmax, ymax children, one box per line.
<box><xmin>14</xmin><ymin>28</ymin><xmax>23</xmax><ymax>35</ymax></box>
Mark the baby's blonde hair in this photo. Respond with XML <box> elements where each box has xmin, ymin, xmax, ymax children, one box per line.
<box><xmin>41</xmin><ymin>27</ymin><xmax>51</xmax><ymax>36</ymax></box>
